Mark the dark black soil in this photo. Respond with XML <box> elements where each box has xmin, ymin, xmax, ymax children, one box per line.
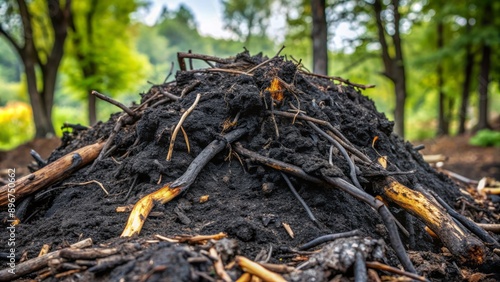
<box><xmin>1</xmin><ymin>51</ymin><xmax>499</xmax><ymax>281</ymax></box>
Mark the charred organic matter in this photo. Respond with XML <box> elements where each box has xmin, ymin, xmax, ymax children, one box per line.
<box><xmin>1</xmin><ymin>50</ymin><xmax>499</xmax><ymax>281</ymax></box>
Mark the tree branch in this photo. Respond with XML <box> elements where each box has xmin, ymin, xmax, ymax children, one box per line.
<box><xmin>372</xmin><ymin>0</ymin><xmax>393</xmax><ymax>79</ymax></box>
<box><xmin>0</xmin><ymin>25</ymin><xmax>21</xmax><ymax>54</ymax></box>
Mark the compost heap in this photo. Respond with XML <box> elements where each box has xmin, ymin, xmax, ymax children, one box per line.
<box><xmin>1</xmin><ymin>51</ymin><xmax>499</xmax><ymax>282</ymax></box>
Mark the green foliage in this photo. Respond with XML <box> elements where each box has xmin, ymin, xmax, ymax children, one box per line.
<box><xmin>222</xmin><ymin>0</ymin><xmax>274</xmax><ymax>44</ymax></box>
<box><xmin>0</xmin><ymin>40</ymin><xmax>20</xmax><ymax>83</ymax></box>
<box><xmin>469</xmin><ymin>129</ymin><xmax>500</xmax><ymax>147</ymax></box>
<box><xmin>63</xmin><ymin>0</ymin><xmax>151</xmax><ymax>101</ymax></box>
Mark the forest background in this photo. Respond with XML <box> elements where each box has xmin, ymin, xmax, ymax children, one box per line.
<box><xmin>0</xmin><ymin>0</ymin><xmax>499</xmax><ymax>149</ymax></box>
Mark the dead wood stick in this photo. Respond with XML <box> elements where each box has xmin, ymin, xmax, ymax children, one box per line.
<box><xmin>155</xmin><ymin>232</ymin><xmax>227</xmax><ymax>244</ymax></box>
<box><xmin>59</xmin><ymin>247</ymin><xmax>118</xmax><ymax>260</ymax></box>
<box><xmin>306</xmin><ymin>120</ymin><xmax>362</xmax><ymax>189</ymax></box>
<box><xmin>280</xmin><ymin>172</ymin><xmax>318</xmax><ymax>225</ymax></box>
<box><xmin>167</xmin><ymin>93</ymin><xmax>201</xmax><ymax>161</ymax></box>
<box><xmin>301</xmin><ymin>72</ymin><xmax>376</xmax><ymax>90</ymax></box>
<box><xmin>180</xmin><ymin>80</ymin><xmax>200</xmax><ymax>98</ymax></box>
<box><xmin>63</xmin><ymin>180</ymin><xmax>109</xmax><ymax>195</ymax></box>
<box><xmin>298</xmin><ymin>230</ymin><xmax>362</xmax><ymax>250</ymax></box>
<box><xmin>209</xmin><ymin>248</ymin><xmax>232</xmax><ymax>282</ymax></box>
<box><xmin>258</xmin><ymin>263</ymin><xmax>296</xmax><ymax>273</ymax></box>
<box><xmin>354</xmin><ymin>251</ymin><xmax>368</xmax><ymax>282</ymax></box>
<box><xmin>476</xmin><ymin>224</ymin><xmax>500</xmax><ymax>233</ymax></box>
<box><xmin>438</xmin><ymin>168</ymin><xmax>479</xmax><ymax>185</ymax></box>
<box><xmin>0</xmin><ymin>142</ymin><xmax>104</xmax><ymax>207</ymax></box>
<box><xmin>421</xmin><ymin>188</ymin><xmax>500</xmax><ymax>248</ymax></box>
<box><xmin>177</xmin><ymin>52</ymin><xmax>233</xmax><ymax>71</ymax></box>
<box><xmin>271</xmin><ymin>110</ymin><xmax>370</xmax><ymax>163</ymax></box>
<box><xmin>91</xmin><ymin>90</ymin><xmax>136</xmax><ymax>117</ymax></box>
<box><xmin>0</xmin><ymin>238</ymin><xmax>92</xmax><ymax>281</ymax></box>
<box><xmin>365</xmin><ymin>261</ymin><xmax>429</xmax><ymax>282</ymax></box>
<box><xmin>246</xmin><ymin>45</ymin><xmax>285</xmax><ymax>74</ymax></box>
<box><xmin>121</xmin><ymin>128</ymin><xmax>247</xmax><ymax>237</ymax></box>
<box><xmin>232</xmin><ymin>144</ymin><xmax>416</xmax><ymax>274</ymax></box>
<box><xmin>88</xmin><ymin>114</ymin><xmax>126</xmax><ymax>173</ymax></box>
<box><xmin>184</xmin><ymin>68</ymin><xmax>251</xmax><ymax>76</ymax></box>
<box><xmin>235</xmin><ymin>256</ymin><xmax>286</xmax><ymax>282</ymax></box>
<box><xmin>375</xmin><ymin>177</ymin><xmax>486</xmax><ymax>264</ymax></box>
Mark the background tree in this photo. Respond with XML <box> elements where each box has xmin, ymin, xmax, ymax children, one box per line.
<box><xmin>65</xmin><ymin>0</ymin><xmax>148</xmax><ymax>125</ymax></box>
<box><xmin>311</xmin><ymin>0</ymin><xmax>327</xmax><ymax>75</ymax></box>
<box><xmin>221</xmin><ymin>0</ymin><xmax>273</xmax><ymax>45</ymax></box>
<box><xmin>475</xmin><ymin>1</ymin><xmax>495</xmax><ymax>130</ymax></box>
<box><xmin>0</xmin><ymin>0</ymin><xmax>72</xmax><ymax>137</ymax></box>
<box><xmin>372</xmin><ymin>0</ymin><xmax>408</xmax><ymax>138</ymax></box>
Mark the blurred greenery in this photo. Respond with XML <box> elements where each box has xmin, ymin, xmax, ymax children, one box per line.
<box><xmin>469</xmin><ymin>129</ymin><xmax>500</xmax><ymax>147</ymax></box>
<box><xmin>0</xmin><ymin>0</ymin><xmax>498</xmax><ymax>149</ymax></box>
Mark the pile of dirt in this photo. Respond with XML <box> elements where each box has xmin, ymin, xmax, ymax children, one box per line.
<box><xmin>1</xmin><ymin>51</ymin><xmax>499</xmax><ymax>281</ymax></box>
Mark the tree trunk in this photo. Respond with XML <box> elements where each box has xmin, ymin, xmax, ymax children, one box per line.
<box><xmin>311</xmin><ymin>0</ymin><xmax>328</xmax><ymax>75</ymax></box>
<box><xmin>437</xmin><ymin>22</ymin><xmax>448</xmax><ymax>136</ymax></box>
<box><xmin>458</xmin><ymin>45</ymin><xmax>473</xmax><ymax>134</ymax></box>
<box><xmin>372</xmin><ymin>0</ymin><xmax>406</xmax><ymax>138</ymax></box>
<box><xmin>476</xmin><ymin>1</ymin><xmax>492</xmax><ymax>131</ymax></box>
<box><xmin>16</xmin><ymin>0</ymin><xmax>55</xmax><ymax>137</ymax></box>
<box><xmin>476</xmin><ymin>44</ymin><xmax>491</xmax><ymax>130</ymax></box>
<box><xmin>24</xmin><ymin>60</ymin><xmax>54</xmax><ymax>138</ymax></box>
<box><xmin>394</xmin><ymin>68</ymin><xmax>406</xmax><ymax>138</ymax></box>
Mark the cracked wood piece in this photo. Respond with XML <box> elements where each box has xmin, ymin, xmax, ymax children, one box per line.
<box><xmin>376</xmin><ymin>177</ymin><xmax>486</xmax><ymax>264</ymax></box>
<box><xmin>0</xmin><ymin>142</ymin><xmax>105</xmax><ymax>207</ymax></box>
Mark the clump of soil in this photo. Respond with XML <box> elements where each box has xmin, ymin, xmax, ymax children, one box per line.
<box><xmin>1</xmin><ymin>51</ymin><xmax>499</xmax><ymax>281</ymax></box>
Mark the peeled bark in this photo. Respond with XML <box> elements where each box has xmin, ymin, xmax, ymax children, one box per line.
<box><xmin>0</xmin><ymin>142</ymin><xmax>104</xmax><ymax>207</ymax></box>
<box><xmin>376</xmin><ymin>177</ymin><xmax>485</xmax><ymax>264</ymax></box>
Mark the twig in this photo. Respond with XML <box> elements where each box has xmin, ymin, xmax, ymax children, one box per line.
<box><xmin>155</xmin><ymin>232</ymin><xmax>227</xmax><ymax>244</ymax></box>
<box><xmin>306</xmin><ymin>120</ymin><xmax>362</xmax><ymax>189</ymax></box>
<box><xmin>298</xmin><ymin>229</ymin><xmax>362</xmax><ymax>250</ymax></box>
<box><xmin>232</xmin><ymin>143</ymin><xmax>416</xmax><ymax>274</ymax></box>
<box><xmin>64</xmin><ymin>180</ymin><xmax>109</xmax><ymax>196</ymax></box>
<box><xmin>184</xmin><ymin>68</ymin><xmax>251</xmax><ymax>76</ymax></box>
<box><xmin>301</xmin><ymin>72</ymin><xmax>376</xmax><ymax>90</ymax></box>
<box><xmin>180</xmin><ymin>126</ymin><xmax>191</xmax><ymax>154</ymax></box>
<box><xmin>280</xmin><ymin>172</ymin><xmax>317</xmax><ymax>225</ymax></box>
<box><xmin>246</xmin><ymin>45</ymin><xmax>285</xmax><ymax>74</ymax></box>
<box><xmin>421</xmin><ymin>187</ymin><xmax>500</xmax><ymax>249</ymax></box>
<box><xmin>164</xmin><ymin>61</ymin><xmax>174</xmax><ymax>83</ymax></box>
<box><xmin>121</xmin><ymin>128</ymin><xmax>247</xmax><ymax>237</ymax></box>
<box><xmin>91</xmin><ymin>90</ymin><xmax>136</xmax><ymax>117</ymax></box>
<box><xmin>476</xmin><ymin>223</ymin><xmax>500</xmax><ymax>233</ymax></box>
<box><xmin>209</xmin><ymin>248</ymin><xmax>232</xmax><ymax>282</ymax></box>
<box><xmin>0</xmin><ymin>238</ymin><xmax>92</xmax><ymax>281</ymax></box>
<box><xmin>258</xmin><ymin>263</ymin><xmax>295</xmax><ymax>273</ymax></box>
<box><xmin>235</xmin><ymin>256</ymin><xmax>286</xmax><ymax>282</ymax></box>
<box><xmin>124</xmin><ymin>175</ymin><xmax>139</xmax><ymax>200</ymax></box>
<box><xmin>180</xmin><ymin>80</ymin><xmax>201</xmax><ymax>98</ymax></box>
<box><xmin>271</xmin><ymin>110</ymin><xmax>370</xmax><ymax>163</ymax></box>
<box><xmin>366</xmin><ymin>261</ymin><xmax>429</xmax><ymax>282</ymax></box>
<box><xmin>354</xmin><ymin>251</ymin><xmax>367</xmax><ymax>282</ymax></box>
<box><xmin>167</xmin><ymin>93</ymin><xmax>201</xmax><ymax>161</ymax></box>
<box><xmin>282</xmin><ymin>222</ymin><xmax>294</xmax><ymax>238</ymax></box>
<box><xmin>177</xmin><ymin>52</ymin><xmax>232</xmax><ymax>71</ymax></box>
<box><xmin>88</xmin><ymin>115</ymin><xmax>126</xmax><ymax>173</ymax></box>
<box><xmin>158</xmin><ymin>87</ymin><xmax>181</xmax><ymax>101</ymax></box>
<box><xmin>438</xmin><ymin>168</ymin><xmax>479</xmax><ymax>185</ymax></box>
<box><xmin>30</xmin><ymin>149</ymin><xmax>47</xmax><ymax>168</ymax></box>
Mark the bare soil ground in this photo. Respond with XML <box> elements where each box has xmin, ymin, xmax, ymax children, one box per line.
<box><xmin>419</xmin><ymin>134</ymin><xmax>500</xmax><ymax>181</ymax></box>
